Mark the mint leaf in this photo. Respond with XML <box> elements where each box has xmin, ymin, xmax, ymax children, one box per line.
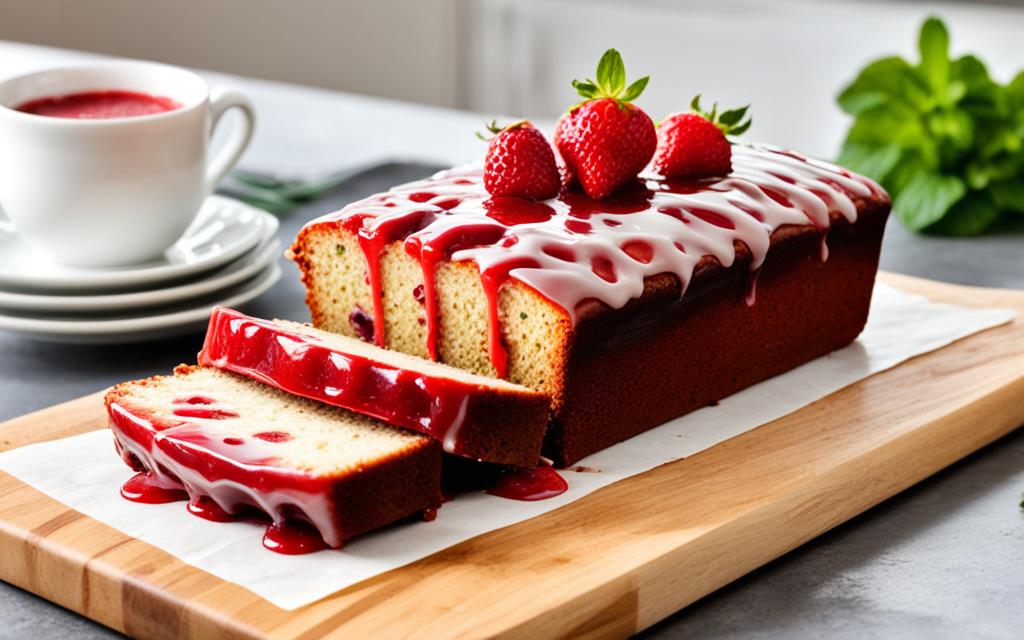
<box><xmin>1006</xmin><ymin>71</ymin><xmax>1024</xmax><ymax>108</ymax></box>
<box><xmin>893</xmin><ymin>170</ymin><xmax>966</xmax><ymax>231</ymax></box>
<box><xmin>927</xmin><ymin>109</ymin><xmax>974</xmax><ymax>151</ymax></box>
<box><xmin>836</xmin><ymin>17</ymin><xmax>1024</xmax><ymax>235</ymax></box>
<box><xmin>886</xmin><ymin>151</ymin><xmax>930</xmax><ymax>194</ymax></box>
<box><xmin>990</xmin><ymin>179</ymin><xmax>1024</xmax><ymax>214</ymax></box>
<box><xmin>844</xmin><ymin>104</ymin><xmax>927</xmax><ymax>150</ymax></box>
<box><xmin>919</xmin><ymin>17</ymin><xmax>950</xmax><ymax>94</ymax></box>
<box><xmin>952</xmin><ymin>55</ymin><xmax>1002</xmax><ymax>117</ymax></box>
<box><xmin>926</xmin><ymin>192</ymin><xmax>999</xmax><ymax>235</ymax></box>
<box><xmin>838</xmin><ymin>57</ymin><xmax>931</xmax><ymax>115</ymax></box>
<box><xmin>837</xmin><ymin>142</ymin><xmax>902</xmax><ymax>182</ymax></box>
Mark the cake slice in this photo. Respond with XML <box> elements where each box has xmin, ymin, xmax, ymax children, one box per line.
<box><xmin>290</xmin><ymin>143</ymin><xmax>891</xmax><ymax>465</ymax></box>
<box><xmin>198</xmin><ymin>307</ymin><xmax>550</xmax><ymax>467</ymax></box>
<box><xmin>105</xmin><ymin>365</ymin><xmax>441</xmax><ymax>548</ymax></box>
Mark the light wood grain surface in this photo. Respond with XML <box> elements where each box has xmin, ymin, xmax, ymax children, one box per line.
<box><xmin>0</xmin><ymin>273</ymin><xmax>1021</xmax><ymax>640</ymax></box>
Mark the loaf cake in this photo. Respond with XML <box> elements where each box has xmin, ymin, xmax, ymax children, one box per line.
<box><xmin>289</xmin><ymin>143</ymin><xmax>891</xmax><ymax>465</ymax></box>
<box><xmin>105</xmin><ymin>365</ymin><xmax>442</xmax><ymax>548</ymax></box>
<box><xmin>198</xmin><ymin>307</ymin><xmax>551</xmax><ymax>467</ymax></box>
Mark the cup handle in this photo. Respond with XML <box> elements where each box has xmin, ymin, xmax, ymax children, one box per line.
<box><xmin>204</xmin><ymin>88</ymin><xmax>256</xmax><ymax>195</ymax></box>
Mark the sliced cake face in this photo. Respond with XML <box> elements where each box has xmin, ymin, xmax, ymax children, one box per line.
<box><xmin>106</xmin><ymin>366</ymin><xmax>441</xmax><ymax>547</ymax></box>
<box><xmin>198</xmin><ymin>307</ymin><xmax>552</xmax><ymax>467</ymax></box>
<box><xmin>111</xmin><ymin>366</ymin><xmax>427</xmax><ymax>475</ymax></box>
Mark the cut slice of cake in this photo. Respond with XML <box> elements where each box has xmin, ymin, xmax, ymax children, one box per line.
<box><xmin>198</xmin><ymin>307</ymin><xmax>551</xmax><ymax>467</ymax></box>
<box><xmin>105</xmin><ymin>365</ymin><xmax>441</xmax><ymax>548</ymax></box>
<box><xmin>289</xmin><ymin>143</ymin><xmax>891</xmax><ymax>465</ymax></box>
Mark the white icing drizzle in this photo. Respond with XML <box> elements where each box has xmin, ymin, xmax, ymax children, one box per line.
<box><xmin>303</xmin><ymin>142</ymin><xmax>885</xmax><ymax>324</ymax></box>
<box><xmin>109</xmin><ymin>403</ymin><xmax>341</xmax><ymax>547</ymax></box>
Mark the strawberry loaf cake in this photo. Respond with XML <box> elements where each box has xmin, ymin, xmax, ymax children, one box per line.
<box><xmin>288</xmin><ymin>50</ymin><xmax>890</xmax><ymax>465</ymax></box>
<box><xmin>104</xmin><ymin>49</ymin><xmax>892</xmax><ymax>549</ymax></box>
<box><xmin>290</xmin><ymin>143</ymin><xmax>890</xmax><ymax>464</ymax></box>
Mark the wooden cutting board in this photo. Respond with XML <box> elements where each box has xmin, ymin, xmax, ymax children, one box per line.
<box><xmin>0</xmin><ymin>273</ymin><xmax>1022</xmax><ymax>640</ymax></box>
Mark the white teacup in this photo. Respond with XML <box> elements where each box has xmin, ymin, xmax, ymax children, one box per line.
<box><xmin>0</xmin><ymin>61</ymin><xmax>255</xmax><ymax>268</ymax></box>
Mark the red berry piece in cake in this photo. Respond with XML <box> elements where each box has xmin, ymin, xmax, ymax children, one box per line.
<box><xmin>554</xmin><ymin>48</ymin><xmax>657</xmax><ymax>199</ymax></box>
<box><xmin>481</xmin><ymin>120</ymin><xmax>560</xmax><ymax>200</ymax></box>
<box><xmin>348</xmin><ymin>305</ymin><xmax>375</xmax><ymax>342</ymax></box>
<box><xmin>653</xmin><ymin>95</ymin><xmax>752</xmax><ymax>180</ymax></box>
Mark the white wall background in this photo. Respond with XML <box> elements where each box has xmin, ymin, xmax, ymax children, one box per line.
<box><xmin>464</xmin><ymin>0</ymin><xmax>1024</xmax><ymax>158</ymax></box>
<box><xmin>1</xmin><ymin>0</ymin><xmax>1023</xmax><ymax>159</ymax></box>
<box><xmin>0</xmin><ymin>0</ymin><xmax>461</xmax><ymax>107</ymax></box>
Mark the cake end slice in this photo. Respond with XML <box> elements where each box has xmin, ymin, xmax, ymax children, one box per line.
<box><xmin>105</xmin><ymin>365</ymin><xmax>442</xmax><ymax>548</ymax></box>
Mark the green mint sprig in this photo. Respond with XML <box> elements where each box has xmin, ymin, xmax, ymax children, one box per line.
<box><xmin>219</xmin><ymin>170</ymin><xmax>354</xmax><ymax>215</ymax></box>
<box><xmin>837</xmin><ymin>17</ymin><xmax>1024</xmax><ymax>235</ymax></box>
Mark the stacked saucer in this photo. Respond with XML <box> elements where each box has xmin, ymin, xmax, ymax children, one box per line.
<box><xmin>0</xmin><ymin>196</ymin><xmax>281</xmax><ymax>344</ymax></box>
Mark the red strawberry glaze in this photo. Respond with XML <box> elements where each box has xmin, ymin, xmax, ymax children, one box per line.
<box><xmin>486</xmin><ymin>465</ymin><xmax>568</xmax><ymax>501</ymax></box>
<box><xmin>302</xmin><ymin>143</ymin><xmax>886</xmax><ymax>378</ymax></box>
<box><xmin>263</xmin><ymin>521</ymin><xmax>329</xmax><ymax>555</ymax></box>
<box><xmin>108</xmin><ymin>400</ymin><xmax>342</xmax><ymax>551</ymax></box>
<box><xmin>121</xmin><ymin>471</ymin><xmax>188</xmax><ymax>504</ymax></box>
<box><xmin>199</xmin><ymin>307</ymin><xmax>498</xmax><ymax>457</ymax></box>
<box><xmin>187</xmin><ymin>496</ymin><xmax>238</xmax><ymax>522</ymax></box>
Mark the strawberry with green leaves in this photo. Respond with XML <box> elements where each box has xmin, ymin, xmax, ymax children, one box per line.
<box><xmin>481</xmin><ymin>120</ymin><xmax>561</xmax><ymax>200</ymax></box>
<box><xmin>554</xmin><ymin>49</ymin><xmax>657</xmax><ymax>200</ymax></box>
<box><xmin>653</xmin><ymin>96</ymin><xmax>752</xmax><ymax>180</ymax></box>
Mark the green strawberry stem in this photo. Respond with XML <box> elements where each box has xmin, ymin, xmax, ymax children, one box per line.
<box><xmin>475</xmin><ymin>119</ymin><xmax>529</xmax><ymax>142</ymax></box>
<box><xmin>571</xmin><ymin>48</ymin><xmax>650</xmax><ymax>110</ymax></box>
<box><xmin>691</xmin><ymin>95</ymin><xmax>753</xmax><ymax>137</ymax></box>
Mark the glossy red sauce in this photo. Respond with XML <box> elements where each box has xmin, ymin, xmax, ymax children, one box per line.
<box><xmin>262</xmin><ymin>522</ymin><xmax>329</xmax><ymax>555</ymax></box>
<box><xmin>121</xmin><ymin>471</ymin><xmax>188</xmax><ymax>504</ymax></box>
<box><xmin>108</xmin><ymin>401</ymin><xmax>338</xmax><ymax>554</ymax></box>
<box><xmin>16</xmin><ymin>90</ymin><xmax>180</xmax><ymax>119</ymax></box>
<box><xmin>486</xmin><ymin>465</ymin><xmax>568</xmax><ymax>502</ymax></box>
<box><xmin>121</xmin><ymin>469</ymin><xmax>334</xmax><ymax>554</ymax></box>
<box><xmin>199</xmin><ymin>307</ymin><xmax>507</xmax><ymax>456</ymax></box>
<box><xmin>187</xmin><ymin>496</ymin><xmax>237</xmax><ymax>522</ymax></box>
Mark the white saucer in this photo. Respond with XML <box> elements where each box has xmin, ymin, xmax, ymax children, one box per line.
<box><xmin>0</xmin><ymin>263</ymin><xmax>280</xmax><ymax>344</ymax></box>
<box><xmin>0</xmin><ymin>240</ymin><xmax>280</xmax><ymax>313</ymax></box>
<box><xmin>0</xmin><ymin>195</ymin><xmax>278</xmax><ymax>292</ymax></box>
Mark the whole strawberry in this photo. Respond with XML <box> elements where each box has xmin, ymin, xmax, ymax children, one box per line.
<box><xmin>653</xmin><ymin>95</ymin><xmax>752</xmax><ymax>180</ymax></box>
<box><xmin>482</xmin><ymin>120</ymin><xmax>560</xmax><ymax>200</ymax></box>
<box><xmin>554</xmin><ymin>49</ymin><xmax>656</xmax><ymax>200</ymax></box>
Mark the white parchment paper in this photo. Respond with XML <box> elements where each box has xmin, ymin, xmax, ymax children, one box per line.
<box><xmin>0</xmin><ymin>284</ymin><xmax>1014</xmax><ymax>610</ymax></box>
